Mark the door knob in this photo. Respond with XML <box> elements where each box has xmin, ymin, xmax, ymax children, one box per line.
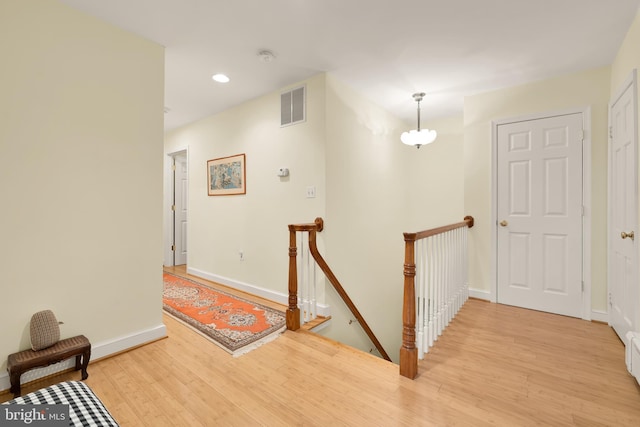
<box><xmin>621</xmin><ymin>231</ymin><xmax>635</xmax><ymax>241</ymax></box>
<box><xmin>500</xmin><ymin>220</ymin><xmax>508</xmax><ymax>227</ymax></box>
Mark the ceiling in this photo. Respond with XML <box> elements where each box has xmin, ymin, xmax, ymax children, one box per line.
<box><xmin>59</xmin><ymin>0</ymin><xmax>640</xmax><ymax>131</ymax></box>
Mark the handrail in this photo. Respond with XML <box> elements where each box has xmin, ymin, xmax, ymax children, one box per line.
<box><xmin>412</xmin><ymin>216</ymin><xmax>474</xmax><ymax>240</ymax></box>
<box><xmin>400</xmin><ymin>216</ymin><xmax>474</xmax><ymax>379</ymax></box>
<box><xmin>288</xmin><ymin>217</ymin><xmax>391</xmax><ymax>361</ymax></box>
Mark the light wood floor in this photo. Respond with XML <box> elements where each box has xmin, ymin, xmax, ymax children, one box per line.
<box><xmin>2</xmin><ymin>269</ymin><xmax>640</xmax><ymax>425</ymax></box>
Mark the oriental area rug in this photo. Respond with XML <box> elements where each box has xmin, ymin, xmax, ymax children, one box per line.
<box><xmin>162</xmin><ymin>273</ymin><xmax>286</xmax><ymax>356</ymax></box>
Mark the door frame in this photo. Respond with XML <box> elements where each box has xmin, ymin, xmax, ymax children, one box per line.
<box><xmin>490</xmin><ymin>107</ymin><xmax>592</xmax><ymax>320</ymax></box>
<box><xmin>163</xmin><ymin>147</ymin><xmax>189</xmax><ymax>267</ymax></box>
<box><xmin>608</xmin><ymin>69</ymin><xmax>639</xmax><ymax>337</ymax></box>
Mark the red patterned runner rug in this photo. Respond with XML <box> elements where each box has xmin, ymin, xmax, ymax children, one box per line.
<box><xmin>162</xmin><ymin>273</ymin><xmax>286</xmax><ymax>356</ymax></box>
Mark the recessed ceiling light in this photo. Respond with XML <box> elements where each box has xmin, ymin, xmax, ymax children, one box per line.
<box><xmin>212</xmin><ymin>73</ymin><xmax>230</xmax><ymax>83</ymax></box>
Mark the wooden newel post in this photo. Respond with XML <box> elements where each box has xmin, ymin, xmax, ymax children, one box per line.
<box><xmin>287</xmin><ymin>225</ymin><xmax>300</xmax><ymax>330</ymax></box>
<box><xmin>400</xmin><ymin>232</ymin><xmax>418</xmax><ymax>379</ymax></box>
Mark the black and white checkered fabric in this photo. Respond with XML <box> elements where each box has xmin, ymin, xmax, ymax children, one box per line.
<box><xmin>2</xmin><ymin>381</ymin><xmax>119</xmax><ymax>426</ymax></box>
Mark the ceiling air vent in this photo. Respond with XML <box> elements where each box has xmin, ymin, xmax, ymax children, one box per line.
<box><xmin>281</xmin><ymin>85</ymin><xmax>306</xmax><ymax>127</ymax></box>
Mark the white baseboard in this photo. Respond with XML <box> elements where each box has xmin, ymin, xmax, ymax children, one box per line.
<box><xmin>465</xmin><ymin>289</ymin><xmax>610</xmax><ymax>323</ymax></box>
<box><xmin>469</xmin><ymin>288</ymin><xmax>491</xmax><ymax>301</ymax></box>
<box><xmin>591</xmin><ymin>309</ymin><xmax>609</xmax><ymax>323</ymax></box>
<box><xmin>186</xmin><ymin>267</ymin><xmax>331</xmax><ymax>317</ymax></box>
<box><xmin>625</xmin><ymin>331</ymin><xmax>640</xmax><ymax>383</ymax></box>
<box><xmin>0</xmin><ymin>324</ymin><xmax>166</xmax><ymax>393</ymax></box>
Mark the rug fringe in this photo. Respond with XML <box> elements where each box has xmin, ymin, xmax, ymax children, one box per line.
<box><xmin>163</xmin><ymin>311</ymin><xmax>286</xmax><ymax>357</ymax></box>
<box><xmin>231</xmin><ymin>325</ymin><xmax>286</xmax><ymax>357</ymax></box>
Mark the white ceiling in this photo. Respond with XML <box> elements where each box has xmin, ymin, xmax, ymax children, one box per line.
<box><xmin>59</xmin><ymin>0</ymin><xmax>640</xmax><ymax>131</ymax></box>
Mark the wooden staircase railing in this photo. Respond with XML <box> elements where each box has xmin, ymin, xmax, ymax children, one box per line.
<box><xmin>400</xmin><ymin>216</ymin><xmax>474</xmax><ymax>379</ymax></box>
<box><xmin>288</xmin><ymin>217</ymin><xmax>391</xmax><ymax>361</ymax></box>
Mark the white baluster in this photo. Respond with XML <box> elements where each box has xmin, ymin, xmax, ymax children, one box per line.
<box><xmin>425</xmin><ymin>238</ymin><xmax>435</xmax><ymax>348</ymax></box>
<box><xmin>303</xmin><ymin>233</ymin><xmax>307</xmax><ymax>322</ymax></box>
<box><xmin>416</xmin><ymin>239</ymin><xmax>424</xmax><ymax>359</ymax></box>
<box><xmin>445</xmin><ymin>232</ymin><xmax>450</xmax><ymax>325</ymax></box>
<box><xmin>437</xmin><ymin>233</ymin><xmax>443</xmax><ymax>338</ymax></box>
<box><xmin>431</xmin><ymin>235</ymin><xmax>436</xmax><ymax>340</ymax></box>
<box><xmin>454</xmin><ymin>228</ymin><xmax>460</xmax><ymax>314</ymax></box>
<box><xmin>305</xmin><ymin>233</ymin><xmax>311</xmax><ymax>322</ymax></box>
<box><xmin>441</xmin><ymin>233</ymin><xmax>446</xmax><ymax>335</ymax></box>
<box><xmin>410</xmin><ymin>220</ymin><xmax>472</xmax><ymax>361</ymax></box>
<box><xmin>456</xmin><ymin>228</ymin><xmax>463</xmax><ymax>313</ymax></box>
<box><xmin>451</xmin><ymin>229</ymin><xmax>457</xmax><ymax>315</ymax></box>
<box><xmin>464</xmin><ymin>227</ymin><xmax>469</xmax><ymax>301</ymax></box>
<box><xmin>442</xmin><ymin>232</ymin><xmax>447</xmax><ymax>327</ymax></box>
<box><xmin>311</xmin><ymin>258</ymin><xmax>317</xmax><ymax>321</ymax></box>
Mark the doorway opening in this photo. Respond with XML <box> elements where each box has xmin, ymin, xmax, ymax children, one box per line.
<box><xmin>165</xmin><ymin>150</ymin><xmax>188</xmax><ymax>267</ymax></box>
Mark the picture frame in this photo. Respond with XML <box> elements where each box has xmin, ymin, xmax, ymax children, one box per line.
<box><xmin>207</xmin><ymin>153</ymin><xmax>246</xmax><ymax>196</ymax></box>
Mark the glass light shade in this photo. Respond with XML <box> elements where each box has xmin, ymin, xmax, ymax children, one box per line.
<box><xmin>400</xmin><ymin>128</ymin><xmax>437</xmax><ymax>147</ymax></box>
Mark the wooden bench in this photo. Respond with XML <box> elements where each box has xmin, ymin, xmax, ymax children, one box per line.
<box><xmin>7</xmin><ymin>335</ymin><xmax>91</xmax><ymax>397</ymax></box>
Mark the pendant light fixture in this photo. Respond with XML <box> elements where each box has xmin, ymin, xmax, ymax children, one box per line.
<box><xmin>400</xmin><ymin>92</ymin><xmax>437</xmax><ymax>149</ymax></box>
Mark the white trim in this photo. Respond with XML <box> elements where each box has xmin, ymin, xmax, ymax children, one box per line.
<box><xmin>468</xmin><ymin>288</ymin><xmax>491</xmax><ymax>301</ymax></box>
<box><xmin>582</xmin><ymin>107</ymin><xmax>593</xmax><ymax>321</ymax></box>
<box><xmin>490</xmin><ymin>123</ymin><xmax>499</xmax><ymax>303</ymax></box>
<box><xmin>626</xmin><ymin>331</ymin><xmax>640</xmax><ymax>380</ymax></box>
<box><xmin>164</xmin><ymin>147</ymin><xmax>189</xmax><ymax>267</ymax></box>
<box><xmin>608</xmin><ymin>70</ymin><xmax>639</xmax><ymax>333</ymax></box>
<box><xmin>611</xmin><ymin>69</ymin><xmax>638</xmax><ymax>106</ymax></box>
<box><xmin>187</xmin><ymin>266</ymin><xmax>331</xmax><ymax>317</ymax></box>
<box><xmin>308</xmin><ymin>319</ymin><xmax>332</xmax><ymax>333</ymax></box>
<box><xmin>90</xmin><ymin>324</ymin><xmax>167</xmax><ymax>360</ymax></box>
<box><xmin>491</xmin><ymin>106</ymin><xmax>593</xmax><ymax>320</ymax></box>
<box><xmin>0</xmin><ymin>324</ymin><xmax>166</xmax><ymax>393</ymax></box>
<box><xmin>591</xmin><ymin>309</ymin><xmax>609</xmax><ymax>324</ymax></box>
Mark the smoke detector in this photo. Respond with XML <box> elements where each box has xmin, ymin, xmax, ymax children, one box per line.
<box><xmin>258</xmin><ymin>50</ymin><xmax>276</xmax><ymax>63</ymax></box>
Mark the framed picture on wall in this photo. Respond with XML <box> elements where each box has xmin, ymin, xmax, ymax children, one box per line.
<box><xmin>207</xmin><ymin>153</ymin><xmax>246</xmax><ymax>196</ymax></box>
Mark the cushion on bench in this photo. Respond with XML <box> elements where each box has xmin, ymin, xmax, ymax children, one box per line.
<box><xmin>30</xmin><ymin>310</ymin><xmax>60</xmax><ymax>351</ymax></box>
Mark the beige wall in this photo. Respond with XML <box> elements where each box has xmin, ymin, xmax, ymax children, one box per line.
<box><xmin>406</xmin><ymin>115</ymin><xmax>465</xmax><ymax>230</ymax></box>
<box><xmin>464</xmin><ymin>66</ymin><xmax>611</xmax><ymax>313</ymax></box>
<box><xmin>611</xmin><ymin>12</ymin><xmax>640</xmax><ymax>92</ymax></box>
<box><xmin>165</xmin><ymin>73</ymin><xmax>465</xmax><ymax>362</ymax></box>
<box><xmin>165</xmin><ymin>74</ymin><xmax>327</xmax><ymax>300</ymax></box>
<box><xmin>323</xmin><ymin>75</ymin><xmax>464</xmax><ymax>360</ymax></box>
<box><xmin>611</xmin><ymin>11</ymin><xmax>640</xmax><ymax>330</ymax></box>
<box><xmin>322</xmin><ymin>75</ymin><xmax>410</xmax><ymax>359</ymax></box>
<box><xmin>0</xmin><ymin>0</ymin><xmax>165</xmax><ymax>379</ymax></box>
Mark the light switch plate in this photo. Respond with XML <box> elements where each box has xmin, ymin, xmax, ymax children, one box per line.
<box><xmin>306</xmin><ymin>186</ymin><xmax>316</xmax><ymax>198</ymax></box>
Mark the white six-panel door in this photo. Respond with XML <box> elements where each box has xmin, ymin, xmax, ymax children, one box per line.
<box><xmin>174</xmin><ymin>153</ymin><xmax>188</xmax><ymax>265</ymax></box>
<box><xmin>497</xmin><ymin>113</ymin><xmax>583</xmax><ymax>317</ymax></box>
<box><xmin>609</xmin><ymin>74</ymin><xmax>638</xmax><ymax>342</ymax></box>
